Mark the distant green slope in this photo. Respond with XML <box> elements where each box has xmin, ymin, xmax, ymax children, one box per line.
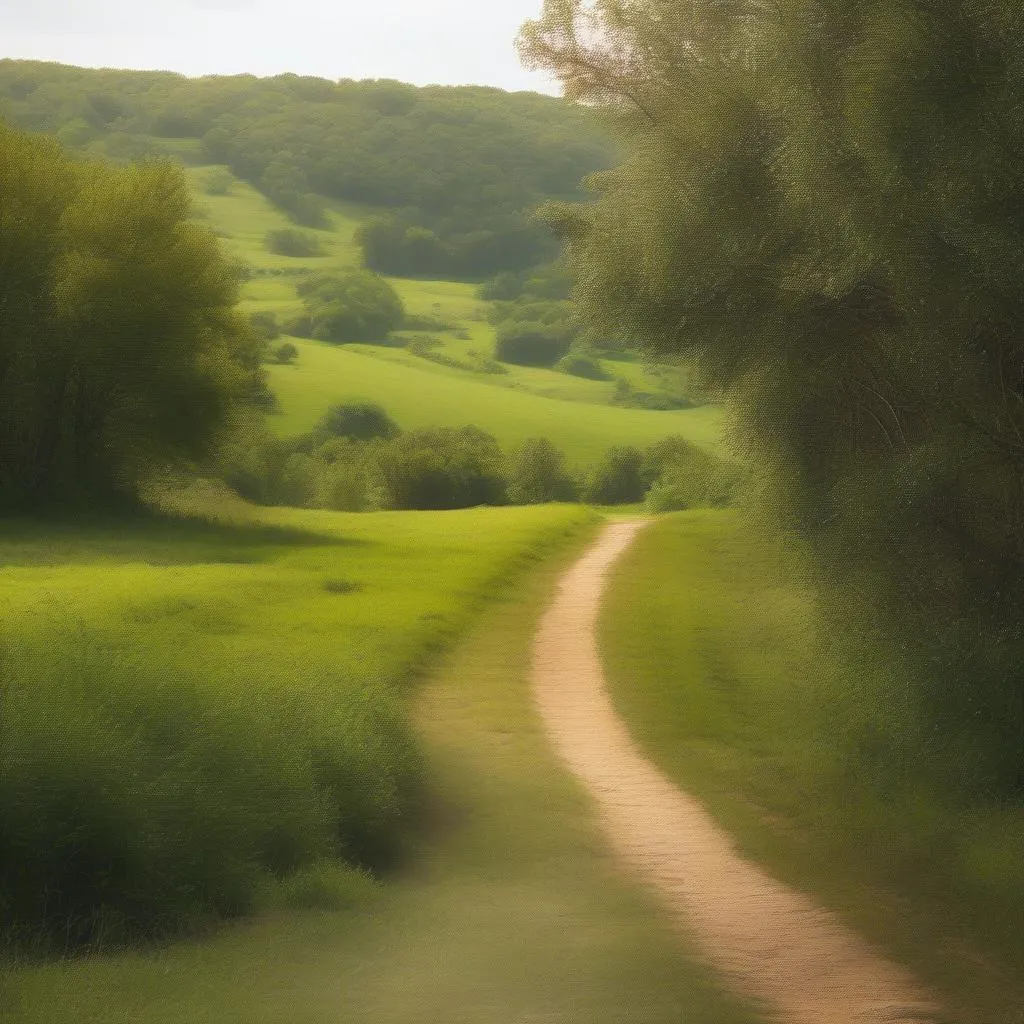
<box><xmin>265</xmin><ymin>339</ymin><xmax>724</xmax><ymax>463</ymax></box>
<box><xmin>183</xmin><ymin>162</ymin><xmax>724</xmax><ymax>458</ymax></box>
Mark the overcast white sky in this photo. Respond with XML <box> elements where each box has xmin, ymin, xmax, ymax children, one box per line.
<box><xmin>1</xmin><ymin>0</ymin><xmax>560</xmax><ymax>94</ymax></box>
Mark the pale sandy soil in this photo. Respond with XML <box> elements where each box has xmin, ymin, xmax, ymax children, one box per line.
<box><xmin>531</xmin><ymin>519</ymin><xmax>942</xmax><ymax>1024</ymax></box>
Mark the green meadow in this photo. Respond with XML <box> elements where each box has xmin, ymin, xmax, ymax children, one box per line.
<box><xmin>1</xmin><ymin>509</ymin><xmax>761</xmax><ymax>1024</ymax></box>
<box><xmin>263</xmin><ymin>338</ymin><xmax>723</xmax><ymax>463</ymax></box>
<box><xmin>0</xmin><ymin>486</ymin><xmax>594</xmax><ymax>952</ymax></box>
<box><xmin>599</xmin><ymin>511</ymin><xmax>1024</xmax><ymax>1024</ymax></box>
<box><xmin>184</xmin><ymin>165</ymin><xmax>720</xmax><ymax>458</ymax></box>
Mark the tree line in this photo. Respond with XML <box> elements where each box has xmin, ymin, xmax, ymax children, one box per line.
<box><xmin>0</xmin><ymin>60</ymin><xmax>616</xmax><ymax>279</ymax></box>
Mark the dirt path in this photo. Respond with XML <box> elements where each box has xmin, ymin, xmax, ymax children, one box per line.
<box><xmin>531</xmin><ymin>519</ymin><xmax>942</xmax><ymax>1024</ymax></box>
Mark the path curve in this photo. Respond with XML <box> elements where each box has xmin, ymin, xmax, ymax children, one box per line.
<box><xmin>531</xmin><ymin>519</ymin><xmax>941</xmax><ymax>1024</ymax></box>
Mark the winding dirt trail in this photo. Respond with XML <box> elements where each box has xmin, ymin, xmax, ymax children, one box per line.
<box><xmin>531</xmin><ymin>519</ymin><xmax>942</xmax><ymax>1024</ymax></box>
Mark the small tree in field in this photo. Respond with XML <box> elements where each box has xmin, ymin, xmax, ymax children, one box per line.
<box><xmin>319</xmin><ymin>401</ymin><xmax>400</xmax><ymax>442</ymax></box>
<box><xmin>296</xmin><ymin>270</ymin><xmax>405</xmax><ymax>344</ymax></box>
<box><xmin>272</xmin><ymin>342</ymin><xmax>299</xmax><ymax>365</ymax></box>
<box><xmin>506</xmin><ymin>437</ymin><xmax>578</xmax><ymax>504</ymax></box>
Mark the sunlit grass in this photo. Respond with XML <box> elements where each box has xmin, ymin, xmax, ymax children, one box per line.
<box><xmin>183</xmin><ymin>166</ymin><xmax>717</xmax><ymax>436</ymax></box>
<box><xmin>264</xmin><ymin>337</ymin><xmax>724</xmax><ymax>463</ymax></box>
<box><xmin>2</xmin><ymin>516</ymin><xmax>761</xmax><ymax>1024</ymax></box>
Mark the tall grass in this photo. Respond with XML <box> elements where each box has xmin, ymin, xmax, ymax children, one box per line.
<box><xmin>0</xmin><ymin>626</ymin><xmax>419</xmax><ymax>953</ymax></box>
<box><xmin>0</xmin><ymin>499</ymin><xmax>592</xmax><ymax>955</ymax></box>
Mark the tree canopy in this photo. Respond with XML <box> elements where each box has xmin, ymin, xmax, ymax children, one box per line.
<box><xmin>521</xmin><ymin>0</ymin><xmax>1024</xmax><ymax>795</ymax></box>
<box><xmin>0</xmin><ymin>121</ymin><xmax>266</xmax><ymax>509</ymax></box>
<box><xmin>0</xmin><ymin>60</ymin><xmax>617</xmax><ymax>279</ymax></box>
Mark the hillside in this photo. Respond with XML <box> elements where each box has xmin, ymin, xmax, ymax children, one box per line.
<box><xmin>180</xmin><ymin>163</ymin><xmax>723</xmax><ymax>458</ymax></box>
<box><xmin>0</xmin><ymin>59</ymin><xmax>616</xmax><ymax>279</ymax></box>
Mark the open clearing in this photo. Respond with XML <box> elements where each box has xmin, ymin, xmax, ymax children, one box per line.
<box><xmin>2</xmin><ymin>515</ymin><xmax>758</xmax><ymax>1024</ymax></box>
<box><xmin>264</xmin><ymin>337</ymin><xmax>723</xmax><ymax>463</ymax></box>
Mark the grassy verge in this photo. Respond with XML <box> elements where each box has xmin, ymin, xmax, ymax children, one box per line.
<box><xmin>599</xmin><ymin>511</ymin><xmax>1024</xmax><ymax>1024</ymax></box>
<box><xmin>2</xmin><ymin>517</ymin><xmax>762</xmax><ymax>1024</ymax></box>
<box><xmin>0</xmin><ymin>494</ymin><xmax>593</xmax><ymax>952</ymax></box>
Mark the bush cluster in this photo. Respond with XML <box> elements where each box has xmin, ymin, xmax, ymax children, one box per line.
<box><xmin>264</xmin><ymin>228</ymin><xmax>326</xmax><ymax>258</ymax></box>
<box><xmin>217</xmin><ymin>404</ymin><xmax>742</xmax><ymax>513</ymax></box>
<box><xmin>556</xmin><ymin>348</ymin><xmax>607</xmax><ymax>380</ymax></box>
<box><xmin>0</xmin><ymin>633</ymin><xmax>421</xmax><ymax>952</ymax></box>
<box><xmin>286</xmin><ymin>271</ymin><xmax>405</xmax><ymax>345</ymax></box>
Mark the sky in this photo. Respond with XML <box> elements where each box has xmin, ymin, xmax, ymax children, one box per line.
<box><xmin>0</xmin><ymin>0</ymin><xmax>561</xmax><ymax>94</ymax></box>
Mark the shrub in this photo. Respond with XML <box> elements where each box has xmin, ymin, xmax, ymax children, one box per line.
<box><xmin>250</xmin><ymin>311</ymin><xmax>282</xmax><ymax>342</ymax></box>
<box><xmin>583</xmin><ymin>446</ymin><xmax>645</xmax><ymax>505</ymax></box>
<box><xmin>272</xmin><ymin>342</ymin><xmax>299</xmax><ymax>365</ymax></box>
<box><xmin>283</xmin><ymin>313</ymin><xmax>313</xmax><ymax>338</ymax></box>
<box><xmin>320</xmin><ymin>402</ymin><xmax>401</xmax><ymax>442</ymax></box>
<box><xmin>556</xmin><ymin>349</ymin><xmax>607</xmax><ymax>379</ymax></box>
<box><xmin>314</xmin><ymin>457</ymin><xmax>381</xmax><ymax>512</ymax></box>
<box><xmin>377</xmin><ymin>426</ymin><xmax>507</xmax><ymax>510</ymax></box>
<box><xmin>202</xmin><ymin>167</ymin><xmax>234</xmax><ymax>195</ymax></box>
<box><xmin>278</xmin><ymin>861</ymin><xmax>378</xmax><ymax>911</ymax></box>
<box><xmin>494</xmin><ymin>322</ymin><xmax>572</xmax><ymax>367</ymax></box>
<box><xmin>265</xmin><ymin>228</ymin><xmax>325</xmax><ymax>258</ymax></box>
<box><xmin>297</xmin><ymin>270</ymin><xmax>405</xmax><ymax>344</ymax></box>
<box><xmin>506</xmin><ymin>437</ymin><xmax>578</xmax><ymax>504</ymax></box>
<box><xmin>640</xmin><ymin>436</ymin><xmax>747</xmax><ymax>511</ymax></box>
<box><xmin>405</xmin><ymin>334</ymin><xmax>442</xmax><ymax>356</ymax></box>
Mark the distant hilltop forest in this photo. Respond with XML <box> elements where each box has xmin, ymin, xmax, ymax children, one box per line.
<box><xmin>0</xmin><ymin>59</ymin><xmax>616</xmax><ymax>280</ymax></box>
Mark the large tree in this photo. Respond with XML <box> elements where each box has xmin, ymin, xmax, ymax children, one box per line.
<box><xmin>520</xmin><ymin>1</ymin><xmax>1024</xmax><ymax>794</ymax></box>
<box><xmin>0</xmin><ymin>122</ymin><xmax>266</xmax><ymax>508</ymax></box>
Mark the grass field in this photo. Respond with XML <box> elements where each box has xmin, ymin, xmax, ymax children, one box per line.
<box><xmin>1</xmin><ymin>514</ymin><xmax>762</xmax><ymax>1024</ymax></box>
<box><xmin>0</xmin><ymin>486</ymin><xmax>597</xmax><ymax>953</ymax></box>
<box><xmin>264</xmin><ymin>338</ymin><xmax>724</xmax><ymax>463</ymax></box>
<box><xmin>181</xmin><ymin>165</ymin><xmax>717</xmax><ymax>451</ymax></box>
<box><xmin>598</xmin><ymin>511</ymin><xmax>1024</xmax><ymax>1024</ymax></box>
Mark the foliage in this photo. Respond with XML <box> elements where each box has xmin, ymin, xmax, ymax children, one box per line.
<box><xmin>376</xmin><ymin>426</ymin><xmax>508</xmax><ymax>510</ymax></box>
<box><xmin>213</xmin><ymin>405</ymin><xmax>625</xmax><ymax>512</ymax></box>
<box><xmin>0</xmin><ymin>629</ymin><xmax>421</xmax><ymax>951</ymax></box>
<box><xmin>506</xmin><ymin>437</ymin><xmax>579</xmax><ymax>504</ymax></box>
<box><xmin>272</xmin><ymin>342</ymin><xmax>298</xmax><ymax>365</ymax></box>
<box><xmin>202</xmin><ymin>167</ymin><xmax>233</xmax><ymax>195</ymax></box>
<box><xmin>296</xmin><ymin>270</ymin><xmax>405</xmax><ymax>344</ymax></box>
<box><xmin>478</xmin><ymin>261</ymin><xmax>574</xmax><ymax>302</ymax></box>
<box><xmin>0</xmin><ymin>122</ymin><xmax>265</xmax><ymax>510</ymax></box>
<box><xmin>0</xmin><ymin>60</ymin><xmax>615</xmax><ymax>280</ymax></box>
<box><xmin>264</xmin><ymin>228</ymin><xmax>325</xmax><ymax>258</ymax></box>
<box><xmin>249</xmin><ymin>310</ymin><xmax>281</xmax><ymax>342</ymax></box>
<box><xmin>494</xmin><ymin>321</ymin><xmax>572</xmax><ymax>368</ymax></box>
<box><xmin>521</xmin><ymin>0</ymin><xmax>1024</xmax><ymax>795</ymax></box>
<box><xmin>582</xmin><ymin>446</ymin><xmax>645</xmax><ymax>505</ymax></box>
<box><xmin>613</xmin><ymin>376</ymin><xmax>693</xmax><ymax>411</ymax></box>
<box><xmin>556</xmin><ymin>348</ymin><xmax>607</xmax><ymax>380</ymax></box>
<box><xmin>319</xmin><ymin>401</ymin><xmax>400</xmax><ymax>442</ymax></box>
